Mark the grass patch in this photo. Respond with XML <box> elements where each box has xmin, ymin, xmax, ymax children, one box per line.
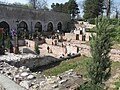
<box><xmin>112</xmin><ymin>44</ymin><xmax>120</xmax><ymax>50</ymax></box>
<box><xmin>114</xmin><ymin>80</ymin><xmax>120</xmax><ymax>90</ymax></box>
<box><xmin>43</xmin><ymin>56</ymin><xmax>90</xmax><ymax>76</ymax></box>
<box><xmin>43</xmin><ymin>56</ymin><xmax>120</xmax><ymax>81</ymax></box>
<box><xmin>111</xmin><ymin>61</ymin><xmax>120</xmax><ymax>75</ymax></box>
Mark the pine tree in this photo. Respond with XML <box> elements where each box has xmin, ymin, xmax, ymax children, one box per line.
<box><xmin>83</xmin><ymin>0</ymin><xmax>104</xmax><ymax>20</ymax></box>
<box><xmin>68</xmin><ymin>0</ymin><xmax>80</xmax><ymax>19</ymax></box>
<box><xmin>35</xmin><ymin>43</ymin><xmax>40</xmax><ymax>55</ymax></box>
<box><xmin>77</xmin><ymin>17</ymin><xmax>115</xmax><ymax>90</ymax></box>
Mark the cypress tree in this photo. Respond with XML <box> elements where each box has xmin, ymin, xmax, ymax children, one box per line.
<box><xmin>35</xmin><ymin>43</ymin><xmax>40</xmax><ymax>55</ymax></box>
<box><xmin>89</xmin><ymin>17</ymin><xmax>114</xmax><ymax>84</ymax></box>
<box><xmin>6</xmin><ymin>35</ymin><xmax>13</xmax><ymax>53</ymax></box>
<box><xmin>77</xmin><ymin>17</ymin><xmax>115</xmax><ymax>90</ymax></box>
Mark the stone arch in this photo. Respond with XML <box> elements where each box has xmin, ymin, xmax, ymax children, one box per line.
<box><xmin>17</xmin><ymin>21</ymin><xmax>28</xmax><ymax>39</ymax></box>
<box><xmin>0</xmin><ymin>21</ymin><xmax>10</xmax><ymax>38</ymax></box>
<box><xmin>47</xmin><ymin>22</ymin><xmax>53</xmax><ymax>32</ymax></box>
<box><xmin>18</xmin><ymin>21</ymin><xmax>28</xmax><ymax>31</ymax></box>
<box><xmin>57</xmin><ymin>22</ymin><xmax>62</xmax><ymax>31</ymax></box>
<box><xmin>34</xmin><ymin>22</ymin><xmax>42</xmax><ymax>32</ymax></box>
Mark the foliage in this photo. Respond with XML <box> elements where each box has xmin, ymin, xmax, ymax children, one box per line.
<box><xmin>76</xmin><ymin>81</ymin><xmax>105</xmax><ymax>90</ymax></box>
<box><xmin>77</xmin><ymin>17</ymin><xmax>116</xmax><ymax>89</ymax></box>
<box><xmin>51</xmin><ymin>2</ymin><xmax>69</xmax><ymax>13</ymax></box>
<box><xmin>83</xmin><ymin>0</ymin><xmax>104</xmax><ymax>20</ymax></box>
<box><xmin>51</xmin><ymin>0</ymin><xmax>79</xmax><ymax>19</ymax></box>
<box><xmin>68</xmin><ymin>0</ymin><xmax>80</xmax><ymax>19</ymax></box>
<box><xmin>35</xmin><ymin>43</ymin><xmax>40</xmax><ymax>55</ymax></box>
<box><xmin>29</xmin><ymin>0</ymin><xmax>48</xmax><ymax>10</ymax></box>
<box><xmin>114</xmin><ymin>79</ymin><xmax>120</xmax><ymax>90</ymax></box>
<box><xmin>89</xmin><ymin>17</ymin><xmax>115</xmax><ymax>83</ymax></box>
<box><xmin>6</xmin><ymin>36</ymin><xmax>12</xmax><ymax>49</ymax></box>
<box><xmin>43</xmin><ymin>56</ymin><xmax>90</xmax><ymax>76</ymax></box>
<box><xmin>6</xmin><ymin>35</ymin><xmax>13</xmax><ymax>53</ymax></box>
<box><xmin>9</xmin><ymin>3</ymin><xmax>33</xmax><ymax>8</ymax></box>
<box><xmin>114</xmin><ymin>26</ymin><xmax>120</xmax><ymax>43</ymax></box>
<box><xmin>109</xmin><ymin>18</ymin><xmax>120</xmax><ymax>25</ymax></box>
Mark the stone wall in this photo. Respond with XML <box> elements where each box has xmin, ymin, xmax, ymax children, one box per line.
<box><xmin>0</xmin><ymin>4</ymin><xmax>71</xmax><ymax>32</ymax></box>
<box><xmin>64</xmin><ymin>33</ymin><xmax>76</xmax><ymax>40</ymax></box>
<box><xmin>7</xmin><ymin>56</ymin><xmax>62</xmax><ymax>69</ymax></box>
<box><xmin>25</xmin><ymin>40</ymin><xmax>36</xmax><ymax>49</ymax></box>
<box><xmin>64</xmin><ymin>32</ymin><xmax>93</xmax><ymax>41</ymax></box>
<box><xmin>77</xmin><ymin>44</ymin><xmax>120</xmax><ymax>61</ymax></box>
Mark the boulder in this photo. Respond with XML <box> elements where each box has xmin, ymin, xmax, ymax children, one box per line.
<box><xmin>21</xmin><ymin>72</ymin><xmax>29</xmax><ymax>77</ymax></box>
<box><xmin>27</xmin><ymin>75</ymin><xmax>35</xmax><ymax>80</ymax></box>
<box><xmin>20</xmin><ymin>80</ymin><xmax>31</xmax><ymax>89</ymax></box>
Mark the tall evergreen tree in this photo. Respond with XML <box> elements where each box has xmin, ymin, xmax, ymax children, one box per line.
<box><xmin>51</xmin><ymin>2</ymin><xmax>69</xmax><ymax>13</ymax></box>
<box><xmin>68</xmin><ymin>0</ymin><xmax>80</xmax><ymax>19</ymax></box>
<box><xmin>88</xmin><ymin>17</ymin><xmax>115</xmax><ymax>84</ymax></box>
<box><xmin>83</xmin><ymin>0</ymin><xmax>104</xmax><ymax>20</ymax></box>
<box><xmin>76</xmin><ymin>17</ymin><xmax>115</xmax><ymax>90</ymax></box>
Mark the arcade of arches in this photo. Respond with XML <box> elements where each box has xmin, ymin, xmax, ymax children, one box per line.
<box><xmin>0</xmin><ymin>21</ymin><xmax>63</xmax><ymax>36</ymax></box>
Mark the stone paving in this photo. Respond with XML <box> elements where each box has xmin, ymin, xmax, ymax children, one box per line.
<box><xmin>0</xmin><ymin>74</ymin><xmax>26</xmax><ymax>90</ymax></box>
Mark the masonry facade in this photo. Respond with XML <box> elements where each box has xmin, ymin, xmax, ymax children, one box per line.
<box><xmin>0</xmin><ymin>4</ymin><xmax>71</xmax><ymax>33</ymax></box>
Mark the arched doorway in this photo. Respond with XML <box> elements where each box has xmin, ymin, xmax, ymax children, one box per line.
<box><xmin>18</xmin><ymin>21</ymin><xmax>28</xmax><ymax>39</ymax></box>
<box><xmin>34</xmin><ymin>22</ymin><xmax>42</xmax><ymax>32</ymax></box>
<box><xmin>57</xmin><ymin>22</ymin><xmax>62</xmax><ymax>31</ymax></box>
<box><xmin>47</xmin><ymin>22</ymin><xmax>53</xmax><ymax>32</ymax></box>
<box><xmin>0</xmin><ymin>21</ymin><xmax>10</xmax><ymax>38</ymax></box>
<box><xmin>18</xmin><ymin>21</ymin><xmax>28</xmax><ymax>31</ymax></box>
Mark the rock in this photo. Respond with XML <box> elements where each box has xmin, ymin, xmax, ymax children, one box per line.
<box><xmin>27</xmin><ymin>75</ymin><xmax>35</xmax><ymax>80</ymax></box>
<box><xmin>26</xmin><ymin>68</ymin><xmax>30</xmax><ymax>71</ymax></box>
<box><xmin>20</xmin><ymin>80</ymin><xmax>31</xmax><ymax>89</ymax></box>
<box><xmin>6</xmin><ymin>71</ymin><xmax>11</xmax><ymax>75</ymax></box>
<box><xmin>8</xmin><ymin>76</ymin><xmax>13</xmax><ymax>80</ymax></box>
<box><xmin>21</xmin><ymin>72</ymin><xmax>29</xmax><ymax>77</ymax></box>
<box><xmin>59</xmin><ymin>79</ymin><xmax>68</xmax><ymax>84</ymax></box>
<box><xmin>19</xmin><ymin>69</ymin><xmax>23</xmax><ymax>72</ymax></box>
<box><xmin>0</xmin><ymin>71</ymin><xmax>5</xmax><ymax>74</ymax></box>
<box><xmin>15</xmin><ymin>74</ymin><xmax>20</xmax><ymax>78</ymax></box>
<box><xmin>20</xmin><ymin>66</ymin><xmax>26</xmax><ymax>70</ymax></box>
<box><xmin>52</xmin><ymin>84</ymin><xmax>58</xmax><ymax>88</ymax></box>
<box><xmin>32</xmin><ymin>84</ymin><xmax>39</xmax><ymax>89</ymax></box>
<box><xmin>0</xmin><ymin>84</ymin><xmax>5</xmax><ymax>90</ymax></box>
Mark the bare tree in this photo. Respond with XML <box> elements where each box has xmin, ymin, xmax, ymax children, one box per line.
<box><xmin>111</xmin><ymin>1</ymin><xmax>120</xmax><ymax>18</ymax></box>
<box><xmin>104</xmin><ymin>0</ymin><xmax>112</xmax><ymax>17</ymax></box>
<box><xmin>78</xmin><ymin>0</ymin><xmax>84</xmax><ymax>18</ymax></box>
<box><xmin>29</xmin><ymin>0</ymin><xmax>48</xmax><ymax>9</ymax></box>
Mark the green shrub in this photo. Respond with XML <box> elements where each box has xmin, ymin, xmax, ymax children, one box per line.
<box><xmin>35</xmin><ymin>43</ymin><xmax>40</xmax><ymax>55</ymax></box>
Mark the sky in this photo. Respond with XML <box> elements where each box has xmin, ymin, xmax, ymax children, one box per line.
<box><xmin>0</xmin><ymin>0</ymin><xmax>120</xmax><ymax>8</ymax></box>
<box><xmin>0</xmin><ymin>0</ymin><xmax>120</xmax><ymax>17</ymax></box>
<box><xmin>0</xmin><ymin>0</ymin><xmax>81</xmax><ymax>8</ymax></box>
